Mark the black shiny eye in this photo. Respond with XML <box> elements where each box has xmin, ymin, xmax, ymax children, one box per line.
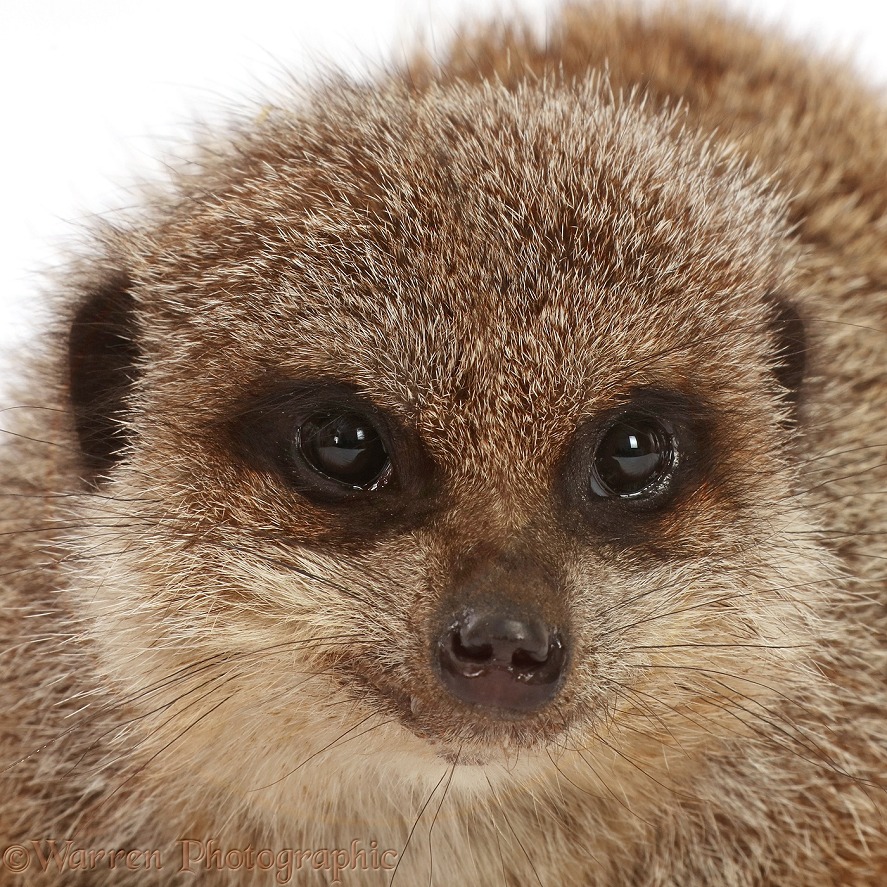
<box><xmin>590</xmin><ymin>416</ymin><xmax>675</xmax><ymax>498</ymax></box>
<box><xmin>297</xmin><ymin>411</ymin><xmax>391</xmax><ymax>490</ymax></box>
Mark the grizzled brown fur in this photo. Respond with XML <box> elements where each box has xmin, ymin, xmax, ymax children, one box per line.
<box><xmin>1</xmin><ymin>3</ymin><xmax>885</xmax><ymax>885</ymax></box>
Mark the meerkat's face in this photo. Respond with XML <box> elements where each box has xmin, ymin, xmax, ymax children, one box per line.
<box><xmin>65</xmin><ymin>81</ymin><xmax>825</xmax><ymax>799</ymax></box>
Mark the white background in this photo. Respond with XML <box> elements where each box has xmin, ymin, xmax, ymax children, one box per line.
<box><xmin>2</xmin><ymin>0</ymin><xmax>886</xmax><ymax>357</ymax></box>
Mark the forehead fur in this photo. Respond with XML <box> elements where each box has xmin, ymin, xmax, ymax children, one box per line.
<box><xmin>113</xmin><ymin>77</ymin><xmax>795</xmax><ymax>451</ymax></box>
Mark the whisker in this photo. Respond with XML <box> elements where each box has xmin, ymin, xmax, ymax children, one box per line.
<box><xmin>483</xmin><ymin>772</ymin><xmax>545</xmax><ymax>887</ymax></box>
<box><xmin>389</xmin><ymin>764</ymin><xmax>450</xmax><ymax>887</ymax></box>
<box><xmin>426</xmin><ymin>747</ymin><xmax>459</xmax><ymax>887</ymax></box>
<box><xmin>249</xmin><ymin>714</ymin><xmax>390</xmax><ymax>792</ymax></box>
<box><xmin>99</xmin><ymin>690</ymin><xmax>237</xmax><ymax>808</ymax></box>
<box><xmin>580</xmin><ymin>730</ymin><xmax>696</xmax><ymax>803</ymax></box>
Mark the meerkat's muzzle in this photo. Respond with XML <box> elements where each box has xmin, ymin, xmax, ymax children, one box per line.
<box><xmin>431</xmin><ymin>548</ymin><xmax>569</xmax><ymax>717</ymax></box>
<box><xmin>436</xmin><ymin>603</ymin><xmax>566</xmax><ymax>712</ymax></box>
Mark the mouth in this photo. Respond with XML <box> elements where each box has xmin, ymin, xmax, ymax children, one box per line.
<box><xmin>338</xmin><ymin>655</ymin><xmax>577</xmax><ymax>757</ymax></box>
<box><xmin>436</xmin><ymin>747</ymin><xmax>490</xmax><ymax>766</ymax></box>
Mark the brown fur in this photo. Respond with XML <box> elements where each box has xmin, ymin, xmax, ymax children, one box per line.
<box><xmin>1</xmin><ymin>3</ymin><xmax>885</xmax><ymax>885</ymax></box>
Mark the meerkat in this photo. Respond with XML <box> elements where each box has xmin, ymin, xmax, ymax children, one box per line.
<box><xmin>0</xmin><ymin>2</ymin><xmax>885</xmax><ymax>885</ymax></box>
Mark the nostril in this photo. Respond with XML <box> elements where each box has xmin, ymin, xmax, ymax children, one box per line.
<box><xmin>437</xmin><ymin>607</ymin><xmax>567</xmax><ymax>713</ymax></box>
<box><xmin>452</xmin><ymin>632</ymin><xmax>494</xmax><ymax>664</ymax></box>
<box><xmin>511</xmin><ymin>647</ymin><xmax>547</xmax><ymax>670</ymax></box>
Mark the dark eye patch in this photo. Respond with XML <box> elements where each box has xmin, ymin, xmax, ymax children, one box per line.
<box><xmin>226</xmin><ymin>379</ymin><xmax>437</xmax><ymax>526</ymax></box>
<box><xmin>557</xmin><ymin>388</ymin><xmax>717</xmax><ymax>551</ymax></box>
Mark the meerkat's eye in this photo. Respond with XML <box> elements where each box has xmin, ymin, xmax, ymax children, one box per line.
<box><xmin>296</xmin><ymin>411</ymin><xmax>392</xmax><ymax>490</ymax></box>
<box><xmin>590</xmin><ymin>416</ymin><xmax>676</xmax><ymax>498</ymax></box>
<box><xmin>230</xmin><ymin>382</ymin><xmax>438</xmax><ymax>517</ymax></box>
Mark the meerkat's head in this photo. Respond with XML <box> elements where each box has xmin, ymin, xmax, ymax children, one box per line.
<box><xmin>63</xmin><ymin>77</ymin><xmax>826</xmax><ymax>814</ymax></box>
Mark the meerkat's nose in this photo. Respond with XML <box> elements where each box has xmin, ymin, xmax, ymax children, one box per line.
<box><xmin>436</xmin><ymin>607</ymin><xmax>566</xmax><ymax>712</ymax></box>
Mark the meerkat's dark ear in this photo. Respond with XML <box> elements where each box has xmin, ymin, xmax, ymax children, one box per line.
<box><xmin>764</xmin><ymin>294</ymin><xmax>806</xmax><ymax>413</ymax></box>
<box><xmin>68</xmin><ymin>273</ymin><xmax>140</xmax><ymax>483</ymax></box>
